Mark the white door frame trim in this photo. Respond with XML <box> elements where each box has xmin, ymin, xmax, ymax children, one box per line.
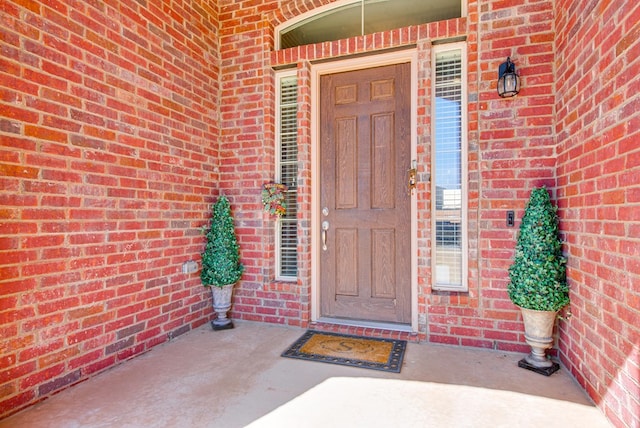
<box><xmin>310</xmin><ymin>49</ymin><xmax>419</xmax><ymax>333</ymax></box>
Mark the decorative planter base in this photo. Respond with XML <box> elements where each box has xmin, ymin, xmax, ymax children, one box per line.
<box><xmin>519</xmin><ymin>307</ymin><xmax>560</xmax><ymax>375</ymax></box>
<box><xmin>518</xmin><ymin>358</ymin><xmax>560</xmax><ymax>376</ymax></box>
<box><xmin>210</xmin><ymin>283</ymin><xmax>234</xmax><ymax>332</ymax></box>
<box><xmin>211</xmin><ymin>320</ymin><xmax>234</xmax><ymax>331</ymax></box>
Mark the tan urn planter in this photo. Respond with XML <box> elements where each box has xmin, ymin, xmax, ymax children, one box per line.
<box><xmin>518</xmin><ymin>307</ymin><xmax>560</xmax><ymax>375</ymax></box>
<box><xmin>210</xmin><ymin>283</ymin><xmax>235</xmax><ymax>331</ymax></box>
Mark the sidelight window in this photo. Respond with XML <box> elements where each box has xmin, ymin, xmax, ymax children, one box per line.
<box><xmin>276</xmin><ymin>72</ymin><xmax>299</xmax><ymax>279</ymax></box>
<box><xmin>432</xmin><ymin>43</ymin><xmax>467</xmax><ymax>291</ymax></box>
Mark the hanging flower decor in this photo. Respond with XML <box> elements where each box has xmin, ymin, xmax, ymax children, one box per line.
<box><xmin>261</xmin><ymin>182</ymin><xmax>288</xmax><ymax>217</ymax></box>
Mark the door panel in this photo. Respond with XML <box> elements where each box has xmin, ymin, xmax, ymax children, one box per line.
<box><xmin>335</xmin><ymin>117</ymin><xmax>358</xmax><ymax>209</ymax></box>
<box><xmin>372</xmin><ymin>112</ymin><xmax>395</xmax><ymax>209</ymax></box>
<box><xmin>320</xmin><ymin>63</ymin><xmax>411</xmax><ymax>324</ymax></box>
<box><xmin>372</xmin><ymin>228</ymin><xmax>395</xmax><ymax>298</ymax></box>
<box><xmin>336</xmin><ymin>228</ymin><xmax>358</xmax><ymax>296</ymax></box>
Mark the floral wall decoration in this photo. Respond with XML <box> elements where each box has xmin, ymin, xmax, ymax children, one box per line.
<box><xmin>261</xmin><ymin>183</ymin><xmax>288</xmax><ymax>217</ymax></box>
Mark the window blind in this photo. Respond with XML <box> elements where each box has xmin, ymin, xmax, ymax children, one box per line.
<box><xmin>277</xmin><ymin>76</ymin><xmax>298</xmax><ymax>278</ymax></box>
<box><xmin>433</xmin><ymin>48</ymin><xmax>465</xmax><ymax>290</ymax></box>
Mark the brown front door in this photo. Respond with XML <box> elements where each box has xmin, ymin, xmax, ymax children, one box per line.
<box><xmin>319</xmin><ymin>63</ymin><xmax>411</xmax><ymax>324</ymax></box>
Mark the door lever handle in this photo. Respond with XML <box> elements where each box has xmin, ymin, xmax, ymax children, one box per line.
<box><xmin>321</xmin><ymin>221</ymin><xmax>329</xmax><ymax>251</ymax></box>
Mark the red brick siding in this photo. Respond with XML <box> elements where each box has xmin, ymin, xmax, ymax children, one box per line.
<box><xmin>218</xmin><ymin>0</ymin><xmax>287</xmax><ymax>324</ymax></box>
<box><xmin>254</xmin><ymin>0</ymin><xmax>554</xmax><ymax>354</ymax></box>
<box><xmin>1</xmin><ymin>0</ymin><xmax>637</xmax><ymax>425</ymax></box>
<box><xmin>0</xmin><ymin>0</ymin><xmax>220</xmax><ymax>417</ymax></box>
<box><xmin>228</xmin><ymin>1</ymin><xmax>555</xmax><ymax>351</ymax></box>
<box><xmin>471</xmin><ymin>0</ymin><xmax>558</xmax><ymax>352</ymax></box>
<box><xmin>555</xmin><ymin>1</ymin><xmax>640</xmax><ymax>427</ymax></box>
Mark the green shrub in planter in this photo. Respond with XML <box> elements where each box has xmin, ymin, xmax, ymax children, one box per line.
<box><xmin>201</xmin><ymin>195</ymin><xmax>244</xmax><ymax>287</ymax></box>
<box><xmin>507</xmin><ymin>187</ymin><xmax>569</xmax><ymax>311</ymax></box>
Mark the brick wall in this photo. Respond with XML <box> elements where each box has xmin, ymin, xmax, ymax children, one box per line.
<box><xmin>555</xmin><ymin>1</ymin><xmax>640</xmax><ymax>426</ymax></box>
<box><xmin>0</xmin><ymin>0</ymin><xmax>220</xmax><ymax>417</ymax></box>
<box><xmin>222</xmin><ymin>0</ymin><xmax>557</xmax><ymax>354</ymax></box>
<box><xmin>217</xmin><ymin>0</ymin><xmax>286</xmax><ymax>324</ymax></box>
<box><xmin>468</xmin><ymin>0</ymin><xmax>558</xmax><ymax>351</ymax></box>
<box><xmin>2</xmin><ymin>0</ymin><xmax>637</xmax><ymax>425</ymax></box>
<box><xmin>224</xmin><ymin>2</ymin><xmax>638</xmax><ymax>426</ymax></box>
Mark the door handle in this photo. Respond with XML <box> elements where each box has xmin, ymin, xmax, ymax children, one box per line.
<box><xmin>322</xmin><ymin>221</ymin><xmax>329</xmax><ymax>251</ymax></box>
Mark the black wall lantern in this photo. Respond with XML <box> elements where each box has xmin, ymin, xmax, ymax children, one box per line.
<box><xmin>497</xmin><ymin>57</ymin><xmax>520</xmax><ymax>98</ymax></box>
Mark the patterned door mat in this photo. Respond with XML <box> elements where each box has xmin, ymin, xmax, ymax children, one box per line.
<box><xmin>281</xmin><ymin>330</ymin><xmax>407</xmax><ymax>373</ymax></box>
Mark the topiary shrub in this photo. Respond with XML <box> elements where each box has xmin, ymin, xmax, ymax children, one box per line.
<box><xmin>201</xmin><ymin>195</ymin><xmax>244</xmax><ymax>287</ymax></box>
<box><xmin>507</xmin><ymin>187</ymin><xmax>569</xmax><ymax>312</ymax></box>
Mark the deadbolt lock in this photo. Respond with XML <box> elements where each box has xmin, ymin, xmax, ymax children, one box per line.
<box><xmin>407</xmin><ymin>166</ymin><xmax>417</xmax><ymax>195</ymax></box>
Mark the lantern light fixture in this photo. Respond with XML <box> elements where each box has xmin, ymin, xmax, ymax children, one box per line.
<box><xmin>497</xmin><ymin>57</ymin><xmax>520</xmax><ymax>98</ymax></box>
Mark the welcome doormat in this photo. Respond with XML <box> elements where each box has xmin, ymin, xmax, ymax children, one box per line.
<box><xmin>281</xmin><ymin>330</ymin><xmax>406</xmax><ymax>373</ymax></box>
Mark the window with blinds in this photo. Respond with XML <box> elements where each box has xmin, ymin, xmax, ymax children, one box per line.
<box><xmin>432</xmin><ymin>44</ymin><xmax>467</xmax><ymax>291</ymax></box>
<box><xmin>276</xmin><ymin>74</ymin><xmax>298</xmax><ymax>279</ymax></box>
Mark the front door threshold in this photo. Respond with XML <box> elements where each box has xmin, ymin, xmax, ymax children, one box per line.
<box><xmin>312</xmin><ymin>318</ymin><xmax>418</xmax><ymax>342</ymax></box>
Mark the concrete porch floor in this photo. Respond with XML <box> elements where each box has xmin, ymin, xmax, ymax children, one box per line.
<box><xmin>1</xmin><ymin>322</ymin><xmax>610</xmax><ymax>428</ymax></box>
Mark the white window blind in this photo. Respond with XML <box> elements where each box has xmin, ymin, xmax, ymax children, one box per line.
<box><xmin>277</xmin><ymin>75</ymin><xmax>298</xmax><ymax>279</ymax></box>
<box><xmin>433</xmin><ymin>45</ymin><xmax>467</xmax><ymax>291</ymax></box>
